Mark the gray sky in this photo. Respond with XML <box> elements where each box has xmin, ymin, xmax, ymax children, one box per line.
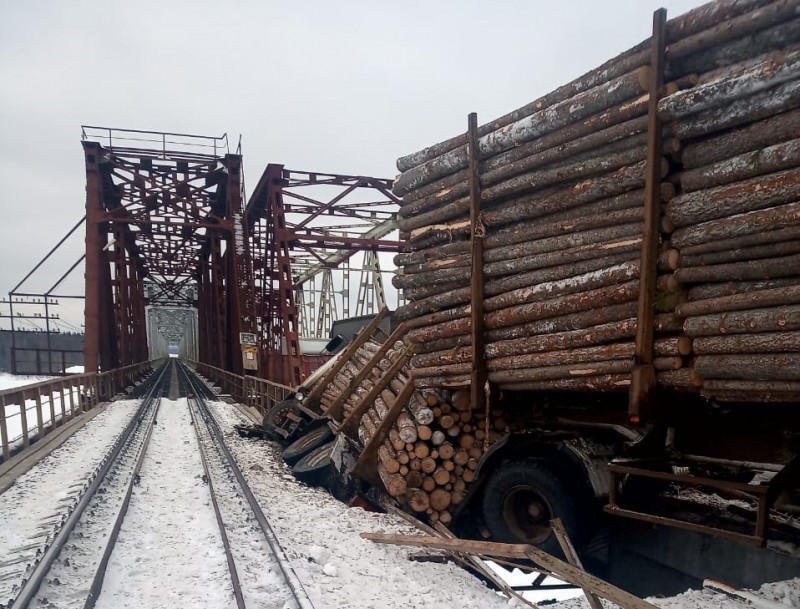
<box><xmin>0</xmin><ymin>0</ymin><xmax>703</xmax><ymax>329</ymax></box>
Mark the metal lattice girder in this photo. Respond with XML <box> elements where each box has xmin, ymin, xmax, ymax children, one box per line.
<box><xmin>81</xmin><ymin>127</ymin><xmax>255</xmax><ymax>374</ymax></box>
<box><xmin>246</xmin><ymin>165</ymin><xmax>401</xmax><ymax>385</ymax></box>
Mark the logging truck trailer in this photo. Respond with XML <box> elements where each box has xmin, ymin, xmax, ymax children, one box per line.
<box><xmin>384</xmin><ymin>0</ymin><xmax>800</xmax><ymax>594</ymax></box>
<box><xmin>254</xmin><ymin>0</ymin><xmax>800</xmax><ymax>595</ymax></box>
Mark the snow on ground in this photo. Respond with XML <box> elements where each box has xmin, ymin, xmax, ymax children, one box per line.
<box><xmin>208</xmin><ymin>400</ymin><xmax>514</xmax><ymax>609</ymax></box>
<box><xmin>551</xmin><ymin>577</ymin><xmax>800</xmax><ymax>608</ymax></box>
<box><xmin>0</xmin><ymin>399</ymin><xmax>140</xmax><ymax>601</ymax></box>
<box><xmin>0</xmin><ymin>372</ymin><xmax>83</xmax><ymax>452</ymax></box>
<box><xmin>95</xmin><ymin>398</ymin><xmax>234</xmax><ymax>609</ymax></box>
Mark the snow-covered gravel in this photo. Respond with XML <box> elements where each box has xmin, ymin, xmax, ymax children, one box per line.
<box><xmin>94</xmin><ymin>399</ymin><xmax>234</xmax><ymax>609</ymax></box>
<box><xmin>207</xmin><ymin>400</ymin><xmax>513</xmax><ymax>609</ymax></box>
<box><xmin>0</xmin><ymin>400</ymin><xmax>140</xmax><ymax>601</ymax></box>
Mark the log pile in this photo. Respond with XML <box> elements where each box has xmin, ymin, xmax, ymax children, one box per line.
<box><xmin>383</xmin><ymin>389</ymin><xmax>504</xmax><ymax>525</ymax></box>
<box><xmin>390</xmin><ymin>0</ymin><xmax>800</xmax><ymax>399</ymax></box>
<box><xmin>319</xmin><ymin>339</ymin><xmax>503</xmax><ymax>518</ymax></box>
<box><xmin>662</xmin><ymin>36</ymin><xmax>800</xmax><ymax>402</ymax></box>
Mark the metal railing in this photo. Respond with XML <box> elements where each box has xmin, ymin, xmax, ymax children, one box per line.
<box><xmin>0</xmin><ymin>360</ymin><xmax>155</xmax><ymax>462</ymax></box>
<box><xmin>80</xmin><ymin>126</ymin><xmax>229</xmax><ymax>160</ymax></box>
<box><xmin>189</xmin><ymin>361</ymin><xmax>293</xmax><ymax>415</ymax></box>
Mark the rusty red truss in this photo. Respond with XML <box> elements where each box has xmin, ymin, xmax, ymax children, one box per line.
<box><xmin>247</xmin><ymin>165</ymin><xmax>401</xmax><ymax>386</ymax></box>
<box><xmin>81</xmin><ymin>127</ymin><xmax>254</xmax><ymax>374</ymax></box>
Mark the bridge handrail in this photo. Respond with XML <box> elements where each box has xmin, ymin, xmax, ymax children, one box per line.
<box><xmin>0</xmin><ymin>360</ymin><xmax>156</xmax><ymax>463</ymax></box>
<box><xmin>188</xmin><ymin>361</ymin><xmax>293</xmax><ymax>415</ymax></box>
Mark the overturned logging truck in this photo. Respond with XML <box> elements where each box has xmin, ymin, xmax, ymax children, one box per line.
<box><xmin>260</xmin><ymin>0</ymin><xmax>800</xmax><ymax>596</ymax></box>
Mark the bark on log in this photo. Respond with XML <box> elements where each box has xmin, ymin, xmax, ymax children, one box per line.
<box><xmin>400</xmin><ymin>127</ymin><xmax>649</xmax><ymax>219</ymax></box>
<box><xmin>672</xmin><ymin>201</ymin><xmax>800</xmax><ymax>248</ymax></box>
<box><xmin>693</xmin><ymin>331</ymin><xmax>800</xmax><ymax>354</ymax></box>
<box><xmin>677</xmin><ymin>285</ymin><xmax>800</xmax><ymax>317</ymax></box>
<box><xmin>394</xmin><ymin>69</ymin><xmax>648</xmax><ymax>194</ymax></box>
<box><xmin>395</xmin><ymin>0</ymin><xmax>772</xmax><ymax>171</ymax></box>
<box><xmin>406</xmin><ymin>281</ymin><xmax>638</xmax><ymax>344</ymax></box>
<box><xmin>684</xmin><ymin>305</ymin><xmax>800</xmax><ymax>337</ymax></box>
<box><xmin>413</xmin><ymin>319</ymin><xmax>682</xmax><ymax>365</ymax></box>
<box><xmin>694</xmin><ymin>353</ymin><xmax>800</xmax><ymax>380</ymax></box>
<box><xmin>682</xmin><ymin>107</ymin><xmax>800</xmax><ymax>169</ymax></box>
<box><xmin>484</xmin><ymin>224</ymin><xmax>644</xmax><ymax>265</ymax></box>
<box><xmin>378</xmin><ymin>444</ymin><xmax>400</xmax><ymax>474</ymax></box>
<box><xmin>488</xmin><ymin>359</ymin><xmax>632</xmax><ymax>384</ymax></box>
<box><xmin>679</xmin><ymin>224</ymin><xmax>800</xmax><ymax>257</ymax></box>
<box><xmin>400</xmin><ymin>146</ymin><xmax>648</xmax><ymax>234</ymax></box>
<box><xmin>657</xmin><ymin>368</ymin><xmax>694</xmax><ymax>390</ymax></box>
<box><xmin>479</xmin><ymin>162</ymin><xmax>651</xmax><ymax>233</ymax></box>
<box><xmin>672</xmin><ymin>78</ymin><xmax>800</xmax><ymax>140</ymax></box>
<box><xmin>487</xmin><ymin>343</ymin><xmax>635</xmax><ymax>372</ymax></box>
<box><xmin>500</xmin><ymin>374</ymin><xmax>631</xmax><ymax>392</ymax></box>
<box><xmin>681</xmin><ymin>236</ymin><xmax>800</xmax><ymax>267</ymax></box>
<box><xmin>658</xmin><ymin>47</ymin><xmax>800</xmax><ymax>120</ymax></box>
<box><xmin>486</xmin><ymin>301</ymin><xmax>638</xmax><ymax>344</ymax></box>
<box><xmin>408</xmin><ymin>185</ymin><xmax>645</xmax><ymax>251</ymax></box>
<box><xmin>666</xmin><ymin>168</ymin><xmax>800</xmax><ymax>228</ymax></box>
<box><xmin>701</xmin><ymin>379</ymin><xmax>800</xmax><ymax>392</ymax></box>
<box><xmin>378</xmin><ymin>464</ymin><xmax>407</xmax><ymax>498</ymax></box>
<box><xmin>667</xmin><ymin>14</ymin><xmax>800</xmax><ymax>81</ymax></box>
<box><xmin>687</xmin><ymin>278</ymin><xmax>800</xmax><ymax>301</ymax></box>
<box><xmin>709</xmin><ymin>390</ymin><xmax>800</xmax><ymax>402</ymax></box>
<box><xmin>396</xmin><ymin>251</ymin><xmax>638</xmax><ymax>322</ymax></box>
<box><xmin>680</xmin><ymin>138</ymin><xmax>800</xmax><ymax>193</ymax></box>
<box><xmin>675</xmin><ymin>252</ymin><xmax>800</xmax><ymax>283</ymax></box>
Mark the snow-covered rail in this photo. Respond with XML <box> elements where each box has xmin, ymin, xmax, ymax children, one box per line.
<box><xmin>4</xmin><ymin>363</ymin><xmax>169</xmax><ymax>609</ymax></box>
<box><xmin>178</xmin><ymin>362</ymin><xmax>316</xmax><ymax>609</ymax></box>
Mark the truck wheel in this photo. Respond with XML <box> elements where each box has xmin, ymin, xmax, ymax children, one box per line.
<box><xmin>262</xmin><ymin>399</ymin><xmax>299</xmax><ymax>440</ymax></box>
<box><xmin>481</xmin><ymin>461</ymin><xmax>580</xmax><ymax>556</ymax></box>
<box><xmin>292</xmin><ymin>440</ymin><xmax>336</xmax><ymax>487</ymax></box>
<box><xmin>282</xmin><ymin>425</ymin><xmax>334</xmax><ymax>465</ymax></box>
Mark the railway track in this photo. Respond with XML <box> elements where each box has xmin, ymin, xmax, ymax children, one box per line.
<box><xmin>4</xmin><ymin>361</ymin><xmax>314</xmax><ymax>609</ymax></box>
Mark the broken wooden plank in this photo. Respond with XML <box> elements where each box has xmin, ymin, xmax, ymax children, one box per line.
<box><xmin>361</xmin><ymin>533</ymin><xmax>660</xmax><ymax>609</ymax></box>
<box><xmin>551</xmin><ymin>518</ymin><xmax>604</xmax><ymax>609</ymax></box>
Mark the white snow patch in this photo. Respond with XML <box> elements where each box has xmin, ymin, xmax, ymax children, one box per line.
<box><xmin>0</xmin><ymin>400</ymin><xmax>140</xmax><ymax>600</ymax></box>
<box><xmin>94</xmin><ymin>398</ymin><xmax>233</xmax><ymax>609</ymax></box>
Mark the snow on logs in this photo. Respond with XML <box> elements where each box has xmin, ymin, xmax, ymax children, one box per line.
<box><xmin>393</xmin><ymin>0</ymin><xmax>800</xmax><ymax>401</ymax></box>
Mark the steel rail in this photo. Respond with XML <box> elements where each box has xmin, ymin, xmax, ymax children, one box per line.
<box><xmin>10</xmin><ymin>363</ymin><xmax>170</xmax><ymax>609</ymax></box>
<box><xmin>184</xmin><ymin>374</ymin><xmax>247</xmax><ymax>609</ymax></box>
<box><xmin>82</xmin><ymin>389</ymin><xmax>165</xmax><ymax>608</ymax></box>
<box><xmin>177</xmin><ymin>362</ymin><xmax>317</xmax><ymax>609</ymax></box>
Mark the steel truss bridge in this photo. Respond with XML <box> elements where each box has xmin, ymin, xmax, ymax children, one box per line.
<box><xmin>3</xmin><ymin>127</ymin><xmax>402</xmax><ymax>385</ymax></box>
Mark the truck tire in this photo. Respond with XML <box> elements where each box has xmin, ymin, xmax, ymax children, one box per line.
<box><xmin>481</xmin><ymin>461</ymin><xmax>580</xmax><ymax>556</ymax></box>
<box><xmin>282</xmin><ymin>424</ymin><xmax>334</xmax><ymax>465</ymax></box>
<box><xmin>292</xmin><ymin>440</ymin><xmax>336</xmax><ymax>487</ymax></box>
<box><xmin>262</xmin><ymin>399</ymin><xmax>299</xmax><ymax>440</ymax></box>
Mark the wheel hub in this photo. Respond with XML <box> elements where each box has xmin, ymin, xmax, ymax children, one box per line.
<box><xmin>502</xmin><ymin>485</ymin><xmax>553</xmax><ymax>545</ymax></box>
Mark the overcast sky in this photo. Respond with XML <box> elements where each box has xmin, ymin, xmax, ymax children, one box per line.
<box><xmin>0</xmin><ymin>0</ymin><xmax>703</xmax><ymax>329</ymax></box>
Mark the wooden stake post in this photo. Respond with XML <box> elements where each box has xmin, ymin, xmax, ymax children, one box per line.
<box><xmin>352</xmin><ymin>380</ymin><xmax>416</xmax><ymax>487</ymax></box>
<box><xmin>302</xmin><ymin>307</ymin><xmax>389</xmax><ymax>409</ymax></box>
<box><xmin>630</xmin><ymin>8</ymin><xmax>667</xmax><ymax>422</ymax></box>
<box><xmin>325</xmin><ymin>322</ymin><xmax>408</xmax><ymax>422</ymax></box>
<box><xmin>468</xmin><ymin>112</ymin><xmax>488</xmax><ymax>411</ymax></box>
<box><xmin>339</xmin><ymin>345</ymin><xmax>415</xmax><ymax>440</ymax></box>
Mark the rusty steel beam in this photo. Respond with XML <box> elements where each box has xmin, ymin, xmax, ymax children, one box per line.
<box><xmin>247</xmin><ymin>163</ymin><xmax>401</xmax><ymax>386</ymax></box>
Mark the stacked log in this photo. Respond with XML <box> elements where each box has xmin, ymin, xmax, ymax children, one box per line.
<box><xmin>391</xmin><ymin>1</ymin><xmax>800</xmax><ymax>398</ymax></box>
<box><xmin>658</xmin><ymin>21</ymin><xmax>800</xmax><ymax>402</ymax></box>
<box><xmin>390</xmin><ymin>389</ymin><xmax>505</xmax><ymax>525</ymax></box>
